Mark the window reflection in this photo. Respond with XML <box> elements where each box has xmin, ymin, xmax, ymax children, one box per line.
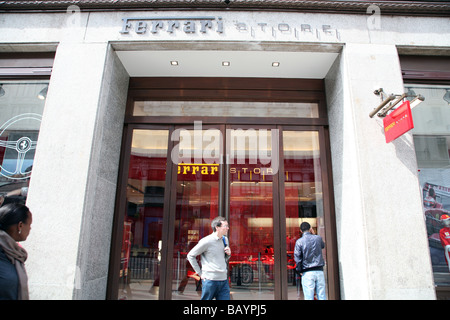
<box><xmin>283</xmin><ymin>131</ymin><xmax>327</xmax><ymax>300</ymax></box>
<box><xmin>410</xmin><ymin>84</ymin><xmax>450</xmax><ymax>288</ymax></box>
<box><xmin>116</xmin><ymin>126</ymin><xmax>331</xmax><ymax>300</ymax></box>
<box><xmin>228</xmin><ymin>129</ymin><xmax>275</xmax><ymax>299</ymax></box>
<box><xmin>119</xmin><ymin>129</ymin><xmax>168</xmax><ymax>300</ymax></box>
<box><xmin>0</xmin><ymin>81</ymin><xmax>48</xmax><ymax>207</ymax></box>
<box><xmin>172</xmin><ymin>128</ymin><xmax>221</xmax><ymax>300</ymax></box>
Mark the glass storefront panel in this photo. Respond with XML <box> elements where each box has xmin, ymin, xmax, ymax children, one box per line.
<box><xmin>118</xmin><ymin>129</ymin><xmax>169</xmax><ymax>300</ymax></box>
<box><xmin>134</xmin><ymin>101</ymin><xmax>319</xmax><ymax>118</ymax></box>
<box><xmin>228</xmin><ymin>128</ymin><xmax>275</xmax><ymax>299</ymax></box>
<box><xmin>113</xmin><ymin>83</ymin><xmax>337</xmax><ymax>299</ymax></box>
<box><xmin>0</xmin><ymin>80</ymin><xmax>48</xmax><ymax>206</ymax></box>
<box><xmin>283</xmin><ymin>131</ymin><xmax>327</xmax><ymax>300</ymax></box>
<box><xmin>409</xmin><ymin>85</ymin><xmax>450</xmax><ymax>288</ymax></box>
<box><xmin>113</xmin><ymin>124</ymin><xmax>336</xmax><ymax>300</ymax></box>
<box><xmin>171</xmin><ymin>127</ymin><xmax>222</xmax><ymax>299</ymax></box>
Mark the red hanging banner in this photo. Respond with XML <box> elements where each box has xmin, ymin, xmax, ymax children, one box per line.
<box><xmin>383</xmin><ymin>100</ymin><xmax>414</xmax><ymax>143</ymax></box>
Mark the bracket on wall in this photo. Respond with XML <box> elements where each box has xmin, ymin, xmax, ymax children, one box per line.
<box><xmin>369</xmin><ymin>88</ymin><xmax>424</xmax><ymax>118</ymax></box>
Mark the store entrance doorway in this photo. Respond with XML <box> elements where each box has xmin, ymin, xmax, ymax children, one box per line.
<box><xmin>112</xmin><ymin>123</ymin><xmax>335</xmax><ymax>300</ymax></box>
<box><xmin>107</xmin><ymin>77</ymin><xmax>339</xmax><ymax>300</ymax></box>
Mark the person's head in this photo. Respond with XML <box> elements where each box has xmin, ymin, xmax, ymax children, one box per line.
<box><xmin>428</xmin><ymin>188</ymin><xmax>435</xmax><ymax>198</ymax></box>
<box><xmin>300</xmin><ymin>222</ymin><xmax>311</xmax><ymax>233</ymax></box>
<box><xmin>211</xmin><ymin>216</ymin><xmax>229</xmax><ymax>237</ymax></box>
<box><xmin>441</xmin><ymin>214</ymin><xmax>450</xmax><ymax>228</ymax></box>
<box><xmin>0</xmin><ymin>203</ymin><xmax>32</xmax><ymax>241</ymax></box>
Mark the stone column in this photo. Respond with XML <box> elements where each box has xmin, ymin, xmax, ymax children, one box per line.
<box><xmin>326</xmin><ymin>43</ymin><xmax>436</xmax><ymax>299</ymax></box>
<box><xmin>25</xmin><ymin>42</ymin><xmax>128</xmax><ymax>299</ymax></box>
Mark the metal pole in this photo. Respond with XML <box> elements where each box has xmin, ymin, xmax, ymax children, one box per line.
<box><xmin>369</xmin><ymin>94</ymin><xmax>396</xmax><ymax>118</ymax></box>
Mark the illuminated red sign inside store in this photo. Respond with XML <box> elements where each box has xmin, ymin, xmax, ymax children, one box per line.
<box><xmin>178</xmin><ymin>163</ymin><xmax>219</xmax><ymax>176</ymax></box>
<box><xmin>175</xmin><ymin>163</ymin><xmax>312</xmax><ymax>182</ymax></box>
<box><xmin>383</xmin><ymin>101</ymin><xmax>414</xmax><ymax>143</ymax></box>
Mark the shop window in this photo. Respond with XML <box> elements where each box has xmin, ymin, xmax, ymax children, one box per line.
<box><xmin>0</xmin><ymin>80</ymin><xmax>48</xmax><ymax>206</ymax></box>
<box><xmin>410</xmin><ymin>85</ymin><xmax>450</xmax><ymax>288</ymax></box>
<box><xmin>119</xmin><ymin>129</ymin><xmax>169</xmax><ymax>300</ymax></box>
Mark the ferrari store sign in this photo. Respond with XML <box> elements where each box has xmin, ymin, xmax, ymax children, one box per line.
<box><xmin>383</xmin><ymin>101</ymin><xmax>414</xmax><ymax>143</ymax></box>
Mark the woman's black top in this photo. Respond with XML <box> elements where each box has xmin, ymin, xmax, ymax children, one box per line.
<box><xmin>0</xmin><ymin>248</ymin><xmax>18</xmax><ymax>300</ymax></box>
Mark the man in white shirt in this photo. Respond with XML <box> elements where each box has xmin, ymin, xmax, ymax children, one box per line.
<box><xmin>187</xmin><ymin>216</ymin><xmax>231</xmax><ymax>300</ymax></box>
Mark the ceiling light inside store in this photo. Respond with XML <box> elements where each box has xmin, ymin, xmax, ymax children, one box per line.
<box><xmin>170</xmin><ymin>61</ymin><xmax>179</xmax><ymax>66</ymax></box>
<box><xmin>222</xmin><ymin>61</ymin><xmax>230</xmax><ymax>66</ymax></box>
<box><xmin>272</xmin><ymin>62</ymin><xmax>280</xmax><ymax>67</ymax></box>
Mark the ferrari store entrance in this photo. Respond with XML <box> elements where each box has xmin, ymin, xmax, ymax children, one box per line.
<box><xmin>107</xmin><ymin>78</ymin><xmax>339</xmax><ymax>300</ymax></box>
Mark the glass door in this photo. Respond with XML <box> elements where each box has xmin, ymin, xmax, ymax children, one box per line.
<box><xmin>113</xmin><ymin>124</ymin><xmax>335</xmax><ymax>300</ymax></box>
<box><xmin>169</xmin><ymin>124</ymin><xmax>224</xmax><ymax>300</ymax></box>
<box><xmin>226</xmin><ymin>126</ymin><xmax>278</xmax><ymax>299</ymax></box>
<box><xmin>282</xmin><ymin>129</ymin><xmax>328</xmax><ymax>300</ymax></box>
<box><xmin>118</xmin><ymin>128</ymin><xmax>170</xmax><ymax>300</ymax></box>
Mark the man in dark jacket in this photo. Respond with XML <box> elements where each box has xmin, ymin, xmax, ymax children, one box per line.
<box><xmin>294</xmin><ymin>222</ymin><xmax>326</xmax><ymax>300</ymax></box>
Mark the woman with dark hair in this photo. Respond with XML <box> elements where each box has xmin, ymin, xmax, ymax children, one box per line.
<box><xmin>0</xmin><ymin>203</ymin><xmax>32</xmax><ymax>300</ymax></box>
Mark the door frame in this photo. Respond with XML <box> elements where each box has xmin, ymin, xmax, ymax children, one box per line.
<box><xmin>106</xmin><ymin>77</ymin><xmax>340</xmax><ymax>300</ymax></box>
